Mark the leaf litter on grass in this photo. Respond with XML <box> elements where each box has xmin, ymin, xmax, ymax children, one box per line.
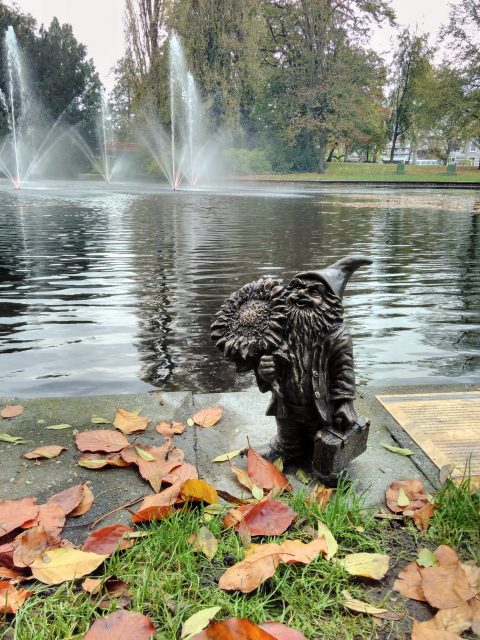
<box><xmin>2</xmin><ymin>401</ymin><xmax>480</xmax><ymax>640</ymax></box>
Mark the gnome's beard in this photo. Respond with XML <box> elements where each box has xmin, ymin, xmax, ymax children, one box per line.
<box><xmin>283</xmin><ymin>294</ymin><xmax>343</xmax><ymax>402</ymax></box>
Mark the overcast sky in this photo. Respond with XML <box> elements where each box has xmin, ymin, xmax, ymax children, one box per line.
<box><xmin>9</xmin><ymin>0</ymin><xmax>453</xmax><ymax>90</ymax></box>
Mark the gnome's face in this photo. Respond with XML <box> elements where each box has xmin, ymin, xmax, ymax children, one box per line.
<box><xmin>287</xmin><ymin>278</ymin><xmax>326</xmax><ymax>309</ymax></box>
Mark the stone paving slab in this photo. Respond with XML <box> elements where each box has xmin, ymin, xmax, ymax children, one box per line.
<box><xmin>0</xmin><ymin>392</ymin><xmax>193</xmax><ymax>543</ymax></box>
<box><xmin>193</xmin><ymin>389</ymin><xmax>430</xmax><ymax>506</ymax></box>
<box><xmin>0</xmin><ymin>386</ymin><xmax>442</xmax><ymax>543</ymax></box>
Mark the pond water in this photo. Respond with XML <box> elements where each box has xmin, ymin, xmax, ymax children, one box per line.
<box><xmin>0</xmin><ymin>180</ymin><xmax>479</xmax><ymax>397</ymax></box>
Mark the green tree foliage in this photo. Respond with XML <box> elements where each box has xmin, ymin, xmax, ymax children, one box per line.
<box><xmin>35</xmin><ymin>18</ymin><xmax>101</xmax><ymax>139</ymax></box>
<box><xmin>387</xmin><ymin>28</ymin><xmax>432</xmax><ymax>162</ymax></box>
<box><xmin>0</xmin><ymin>4</ymin><xmax>101</xmax><ymax>144</ymax></box>
<box><xmin>415</xmin><ymin>66</ymin><xmax>468</xmax><ymax>164</ymax></box>
<box><xmin>440</xmin><ymin>0</ymin><xmax>480</xmax><ymax>166</ymax></box>
<box><xmin>260</xmin><ymin>0</ymin><xmax>393</xmax><ymax>172</ymax></box>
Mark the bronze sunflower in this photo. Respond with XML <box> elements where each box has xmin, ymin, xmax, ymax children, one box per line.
<box><xmin>211</xmin><ymin>277</ymin><xmax>287</xmax><ymax>362</ymax></box>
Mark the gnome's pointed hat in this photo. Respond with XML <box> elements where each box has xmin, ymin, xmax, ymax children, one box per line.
<box><xmin>293</xmin><ymin>254</ymin><xmax>372</xmax><ymax>299</ymax></box>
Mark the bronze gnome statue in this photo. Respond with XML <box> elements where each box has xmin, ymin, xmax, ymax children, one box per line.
<box><xmin>211</xmin><ymin>255</ymin><xmax>372</xmax><ymax>486</ymax></box>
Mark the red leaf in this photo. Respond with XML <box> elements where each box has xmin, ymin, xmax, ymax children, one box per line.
<box><xmin>260</xmin><ymin>622</ymin><xmax>308</xmax><ymax>640</ymax></box>
<box><xmin>385</xmin><ymin>479</ymin><xmax>427</xmax><ymax>514</ymax></box>
<box><xmin>131</xmin><ymin>505</ymin><xmax>176</xmax><ymax>523</ymax></box>
<box><xmin>84</xmin><ymin>610</ymin><xmax>155</xmax><ymax>639</ymax></box>
<box><xmin>0</xmin><ymin>580</ymin><xmax>31</xmax><ymax>613</ymax></box>
<box><xmin>238</xmin><ymin>501</ymin><xmax>296</xmax><ymax>537</ymax></box>
<box><xmin>0</xmin><ymin>497</ymin><xmax>39</xmax><ymax>536</ymax></box>
<box><xmin>75</xmin><ymin>430</ymin><xmax>129</xmax><ymax>453</ymax></box>
<box><xmin>82</xmin><ymin>524</ymin><xmax>134</xmax><ymax>555</ymax></box>
<box><xmin>121</xmin><ymin>443</ymin><xmax>185</xmax><ymax>492</ymax></box>
<box><xmin>247</xmin><ymin>448</ymin><xmax>291</xmax><ymax>491</ymax></box>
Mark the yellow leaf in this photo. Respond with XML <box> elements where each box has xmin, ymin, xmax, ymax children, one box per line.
<box><xmin>342</xmin><ymin>590</ymin><xmax>401</xmax><ymax>620</ymax></box>
<box><xmin>180</xmin><ymin>479</ymin><xmax>218</xmax><ymax>504</ymax></box>
<box><xmin>317</xmin><ymin>521</ymin><xmax>338</xmax><ymax>560</ymax></box>
<box><xmin>182</xmin><ymin>606</ymin><xmax>221</xmax><ymax>640</ymax></box>
<box><xmin>338</xmin><ymin>553</ymin><xmax>390</xmax><ymax>580</ymax></box>
<box><xmin>397</xmin><ymin>488</ymin><xmax>410</xmax><ymax>507</ymax></box>
<box><xmin>0</xmin><ymin>433</ymin><xmax>26</xmax><ymax>444</ymax></box>
<box><xmin>189</xmin><ymin>526</ymin><xmax>218</xmax><ymax>560</ymax></box>
<box><xmin>91</xmin><ymin>416</ymin><xmax>110</xmax><ymax>425</ymax></box>
<box><xmin>45</xmin><ymin>424</ymin><xmax>72</xmax><ymax>430</ymax></box>
<box><xmin>135</xmin><ymin>446</ymin><xmax>156</xmax><ymax>461</ymax></box>
<box><xmin>212</xmin><ymin>449</ymin><xmax>244</xmax><ymax>462</ymax></box>
<box><xmin>273</xmin><ymin>458</ymin><xmax>284</xmax><ymax>471</ymax></box>
<box><xmin>296</xmin><ymin>469</ymin><xmax>310</xmax><ymax>484</ymax></box>
<box><xmin>251</xmin><ymin>484</ymin><xmax>264</xmax><ymax>500</ymax></box>
<box><xmin>31</xmin><ymin>548</ymin><xmax>107</xmax><ymax>584</ymax></box>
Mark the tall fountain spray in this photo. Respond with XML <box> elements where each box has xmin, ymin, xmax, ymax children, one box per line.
<box><xmin>139</xmin><ymin>32</ymin><xmax>215</xmax><ymax>190</ymax></box>
<box><xmin>0</xmin><ymin>26</ymin><xmax>116</xmax><ymax>188</ymax></box>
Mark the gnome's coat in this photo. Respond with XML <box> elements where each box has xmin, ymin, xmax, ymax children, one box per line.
<box><xmin>255</xmin><ymin>322</ymin><xmax>355</xmax><ymax>425</ymax></box>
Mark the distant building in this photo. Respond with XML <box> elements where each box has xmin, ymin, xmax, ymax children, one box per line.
<box><xmin>382</xmin><ymin>138</ymin><xmax>480</xmax><ymax>166</ymax></box>
<box><xmin>448</xmin><ymin>140</ymin><xmax>480</xmax><ymax>166</ymax></box>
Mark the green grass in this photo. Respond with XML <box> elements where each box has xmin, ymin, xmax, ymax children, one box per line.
<box><xmin>5</xmin><ymin>477</ymin><xmax>480</xmax><ymax>640</ymax></box>
<box><xmin>243</xmin><ymin>163</ymin><xmax>480</xmax><ymax>183</ymax></box>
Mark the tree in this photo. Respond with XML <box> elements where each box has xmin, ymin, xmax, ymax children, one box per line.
<box><xmin>34</xmin><ymin>17</ymin><xmax>102</xmax><ymax>139</ymax></box>
<box><xmin>261</xmin><ymin>0</ymin><xmax>393</xmax><ymax>172</ymax></box>
<box><xmin>387</xmin><ymin>28</ymin><xmax>431</xmax><ymax>163</ymax></box>
<box><xmin>170</xmin><ymin>0</ymin><xmax>267</xmax><ymax>135</ymax></box>
<box><xmin>440</xmin><ymin>0</ymin><xmax>480</xmax><ymax>167</ymax></box>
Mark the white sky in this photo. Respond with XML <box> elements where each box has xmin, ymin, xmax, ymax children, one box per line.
<box><xmin>9</xmin><ymin>0</ymin><xmax>453</xmax><ymax>90</ymax></box>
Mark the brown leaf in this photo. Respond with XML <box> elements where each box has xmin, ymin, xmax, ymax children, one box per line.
<box><xmin>0</xmin><ymin>543</ymin><xmax>14</xmax><ymax>568</ymax></box>
<box><xmin>24</xmin><ymin>445</ymin><xmax>66</xmax><ymax>460</ymax></box>
<box><xmin>385</xmin><ymin>479</ymin><xmax>427</xmax><ymax>513</ymax></box>
<box><xmin>420</xmin><ymin>563</ymin><xmax>478</xmax><ymax>609</ymax></box>
<box><xmin>247</xmin><ymin>448</ymin><xmax>291</xmax><ymax>491</ymax></box>
<box><xmin>308</xmin><ymin>484</ymin><xmax>334</xmax><ymax>509</ymax></box>
<box><xmin>218</xmin><ymin>546</ymin><xmax>282</xmax><ymax>593</ymax></box>
<box><xmin>237</xmin><ymin>500</ymin><xmax>296</xmax><ymax>536</ymax></box>
<box><xmin>0</xmin><ymin>567</ymin><xmax>25</xmax><ymax>581</ymax></box>
<box><xmin>139</xmin><ymin>482</ymin><xmax>183</xmax><ymax>510</ymax></box>
<box><xmin>13</xmin><ymin>525</ymin><xmax>49</xmax><ymax>567</ymax></box>
<box><xmin>217</xmin><ymin>490</ymin><xmax>251</xmax><ymax>506</ymax></box>
<box><xmin>180</xmin><ymin>479</ymin><xmax>218</xmax><ymax>504</ymax></box>
<box><xmin>121</xmin><ymin>443</ymin><xmax>184</xmax><ymax>492</ymax></box>
<box><xmin>413</xmin><ymin>502</ymin><xmax>436</xmax><ymax>531</ymax></box>
<box><xmin>30</xmin><ymin>548</ymin><xmax>108</xmax><ymax>585</ymax></box>
<box><xmin>155</xmin><ymin>420</ymin><xmax>185</xmax><ymax>437</ymax></box>
<box><xmin>84</xmin><ymin>610</ymin><xmax>155</xmax><ymax>639</ymax></box>
<box><xmin>192</xmin><ymin>406</ymin><xmax>223</xmax><ymax>428</ymax></box>
<box><xmin>1</xmin><ymin>405</ymin><xmax>24</xmax><ymax>419</ymax></box>
<box><xmin>393</xmin><ymin>562</ymin><xmax>427</xmax><ymax>601</ymax></box>
<box><xmin>48</xmin><ymin>484</ymin><xmax>85</xmax><ymax>515</ymax></box>
<box><xmin>192</xmin><ymin>618</ymin><xmax>276</xmax><ymax>640</ymax></box>
<box><xmin>219</xmin><ymin>537</ymin><xmax>327</xmax><ymax>593</ymax></box>
<box><xmin>0</xmin><ymin>580</ymin><xmax>31</xmax><ymax>613</ymax></box>
<box><xmin>435</xmin><ymin>545</ymin><xmax>459</xmax><ymax>567</ymax></box>
<box><xmin>113</xmin><ymin>408</ymin><xmax>149</xmax><ymax>434</ymax></box>
<box><xmin>470</xmin><ymin>595</ymin><xmax>480</xmax><ymax>636</ymax></box>
<box><xmin>0</xmin><ymin>497</ymin><xmax>39</xmax><ymax>536</ymax></box>
<box><xmin>82</xmin><ymin>524</ymin><xmax>134</xmax><ymax>555</ymax></box>
<box><xmin>434</xmin><ymin>602</ymin><xmax>473</xmax><ymax>634</ymax></box>
<box><xmin>75</xmin><ymin>429</ymin><xmax>129</xmax><ymax>453</ymax></box>
<box><xmin>259</xmin><ymin>622</ymin><xmax>308</xmax><ymax>639</ymax></box>
<box><xmin>162</xmin><ymin>462</ymin><xmax>199</xmax><ymax>485</ymax></box>
<box><xmin>70</xmin><ymin>484</ymin><xmax>95</xmax><ymax>517</ymax></box>
<box><xmin>78</xmin><ymin>452</ymin><xmax>131</xmax><ymax>469</ymax></box>
<box><xmin>411</xmin><ymin>619</ymin><xmax>463</xmax><ymax>640</ymax></box>
<box><xmin>35</xmin><ymin>503</ymin><xmax>66</xmax><ymax>539</ymax></box>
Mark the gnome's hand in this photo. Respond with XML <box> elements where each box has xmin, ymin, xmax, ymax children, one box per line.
<box><xmin>334</xmin><ymin>399</ymin><xmax>357</xmax><ymax>431</ymax></box>
<box><xmin>258</xmin><ymin>355</ymin><xmax>277</xmax><ymax>383</ymax></box>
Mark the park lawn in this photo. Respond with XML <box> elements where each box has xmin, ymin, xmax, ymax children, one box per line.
<box><xmin>247</xmin><ymin>163</ymin><xmax>480</xmax><ymax>183</ymax></box>
<box><xmin>7</xmin><ymin>475</ymin><xmax>480</xmax><ymax>640</ymax></box>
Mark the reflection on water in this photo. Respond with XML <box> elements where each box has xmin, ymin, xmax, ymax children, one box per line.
<box><xmin>0</xmin><ymin>180</ymin><xmax>478</xmax><ymax>396</ymax></box>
